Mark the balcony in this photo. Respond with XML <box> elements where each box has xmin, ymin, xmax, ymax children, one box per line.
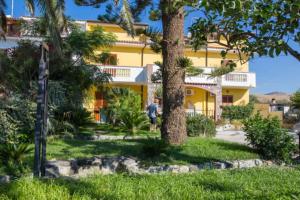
<box><xmin>98</xmin><ymin>65</ymin><xmax>256</xmax><ymax>88</ymax></box>
<box><xmin>222</xmin><ymin>72</ymin><xmax>256</xmax><ymax>88</ymax></box>
<box><xmin>98</xmin><ymin>65</ymin><xmax>147</xmax><ymax>83</ymax></box>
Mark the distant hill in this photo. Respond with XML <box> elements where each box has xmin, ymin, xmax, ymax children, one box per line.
<box><xmin>265</xmin><ymin>91</ymin><xmax>288</xmax><ymax>96</ymax></box>
<box><xmin>253</xmin><ymin>92</ymin><xmax>291</xmax><ymax>104</ymax></box>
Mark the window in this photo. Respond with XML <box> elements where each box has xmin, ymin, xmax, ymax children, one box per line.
<box><xmin>222</xmin><ymin>95</ymin><xmax>233</xmax><ymax>105</ymax></box>
<box><xmin>185</xmin><ymin>89</ymin><xmax>194</xmax><ymax>96</ymax></box>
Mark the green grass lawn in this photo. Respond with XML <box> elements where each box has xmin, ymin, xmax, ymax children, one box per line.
<box><xmin>46</xmin><ymin>137</ymin><xmax>259</xmax><ymax>165</ymax></box>
<box><xmin>78</xmin><ymin>123</ymin><xmax>160</xmax><ymax>137</ymax></box>
<box><xmin>1</xmin><ymin>167</ymin><xmax>300</xmax><ymax>199</ymax></box>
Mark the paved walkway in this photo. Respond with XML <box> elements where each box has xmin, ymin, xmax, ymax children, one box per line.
<box><xmin>215</xmin><ymin>131</ymin><xmax>247</xmax><ymax>144</ymax></box>
<box><xmin>215</xmin><ymin>130</ymin><xmax>299</xmax><ymax>145</ymax></box>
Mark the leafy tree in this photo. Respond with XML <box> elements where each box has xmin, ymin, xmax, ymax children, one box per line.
<box><xmin>190</xmin><ymin>0</ymin><xmax>300</xmax><ymax>68</ymax></box>
<box><xmin>291</xmin><ymin>89</ymin><xmax>300</xmax><ymax>109</ymax></box>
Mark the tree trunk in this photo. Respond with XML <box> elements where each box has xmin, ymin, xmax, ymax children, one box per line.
<box><xmin>161</xmin><ymin>2</ymin><xmax>186</xmax><ymax>144</ymax></box>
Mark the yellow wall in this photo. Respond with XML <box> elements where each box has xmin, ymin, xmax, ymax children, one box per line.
<box><xmin>222</xmin><ymin>88</ymin><xmax>249</xmax><ymax>105</ymax></box>
<box><xmin>88</xmin><ymin>23</ymin><xmax>249</xmax><ymax>72</ymax></box>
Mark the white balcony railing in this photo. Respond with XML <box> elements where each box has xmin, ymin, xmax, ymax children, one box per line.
<box><xmin>98</xmin><ymin>65</ymin><xmax>147</xmax><ymax>83</ymax></box>
<box><xmin>222</xmin><ymin>72</ymin><xmax>256</xmax><ymax>88</ymax></box>
<box><xmin>98</xmin><ymin>65</ymin><xmax>256</xmax><ymax>88</ymax></box>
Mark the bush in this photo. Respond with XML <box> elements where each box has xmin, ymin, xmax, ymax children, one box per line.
<box><xmin>0</xmin><ymin>143</ymin><xmax>32</xmax><ymax>177</ymax></box>
<box><xmin>222</xmin><ymin>103</ymin><xmax>254</xmax><ymax>122</ymax></box>
<box><xmin>243</xmin><ymin>113</ymin><xmax>296</xmax><ymax>162</ymax></box>
<box><xmin>186</xmin><ymin>114</ymin><xmax>216</xmax><ymax>137</ymax></box>
<box><xmin>105</xmin><ymin>88</ymin><xmax>149</xmax><ymax>135</ymax></box>
<box><xmin>141</xmin><ymin>138</ymin><xmax>168</xmax><ymax>158</ymax></box>
<box><xmin>0</xmin><ymin>95</ymin><xmax>36</xmax><ymax>142</ymax></box>
<box><xmin>0</xmin><ymin>110</ymin><xmax>19</xmax><ymax>144</ymax></box>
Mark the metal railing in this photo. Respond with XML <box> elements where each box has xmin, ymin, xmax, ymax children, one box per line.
<box><xmin>185</xmin><ymin>109</ymin><xmax>215</xmax><ymax>119</ymax></box>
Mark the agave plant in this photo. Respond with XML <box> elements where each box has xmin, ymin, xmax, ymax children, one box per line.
<box><xmin>0</xmin><ymin>143</ymin><xmax>32</xmax><ymax>176</ymax></box>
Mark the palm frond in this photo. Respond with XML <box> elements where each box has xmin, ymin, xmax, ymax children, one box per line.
<box><xmin>36</xmin><ymin>0</ymin><xmax>64</xmax><ymax>53</ymax></box>
<box><xmin>25</xmin><ymin>0</ymin><xmax>35</xmax><ymax>15</ymax></box>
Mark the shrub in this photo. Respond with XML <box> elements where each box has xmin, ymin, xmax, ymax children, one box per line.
<box><xmin>53</xmin><ymin>105</ymin><xmax>92</xmax><ymax>128</ymax></box>
<box><xmin>222</xmin><ymin>103</ymin><xmax>254</xmax><ymax>122</ymax></box>
<box><xmin>186</xmin><ymin>114</ymin><xmax>216</xmax><ymax>137</ymax></box>
<box><xmin>0</xmin><ymin>110</ymin><xmax>19</xmax><ymax>144</ymax></box>
<box><xmin>243</xmin><ymin>113</ymin><xmax>296</xmax><ymax>162</ymax></box>
<box><xmin>0</xmin><ymin>95</ymin><xmax>36</xmax><ymax>142</ymax></box>
<box><xmin>105</xmin><ymin>88</ymin><xmax>149</xmax><ymax>135</ymax></box>
<box><xmin>0</xmin><ymin>143</ymin><xmax>32</xmax><ymax>177</ymax></box>
<box><xmin>141</xmin><ymin>138</ymin><xmax>168</xmax><ymax>158</ymax></box>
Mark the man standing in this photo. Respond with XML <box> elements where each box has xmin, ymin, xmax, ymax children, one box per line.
<box><xmin>147</xmin><ymin>98</ymin><xmax>159</xmax><ymax>132</ymax></box>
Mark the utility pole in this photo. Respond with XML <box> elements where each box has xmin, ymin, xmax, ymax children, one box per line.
<box><xmin>33</xmin><ymin>43</ymin><xmax>49</xmax><ymax>177</ymax></box>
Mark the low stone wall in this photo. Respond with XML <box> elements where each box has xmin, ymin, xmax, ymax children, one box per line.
<box><xmin>45</xmin><ymin>156</ymin><xmax>271</xmax><ymax>178</ymax></box>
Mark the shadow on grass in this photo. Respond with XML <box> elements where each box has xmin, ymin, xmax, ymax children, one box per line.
<box><xmin>47</xmin><ymin>137</ymin><xmax>258</xmax><ymax>165</ymax></box>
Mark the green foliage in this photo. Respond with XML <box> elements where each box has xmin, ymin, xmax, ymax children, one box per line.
<box><xmin>243</xmin><ymin>113</ymin><xmax>296</xmax><ymax>162</ymax></box>
<box><xmin>105</xmin><ymin>88</ymin><xmax>149</xmax><ymax>135</ymax></box>
<box><xmin>65</xmin><ymin>26</ymin><xmax>116</xmax><ymax>59</ymax></box>
<box><xmin>0</xmin><ymin>143</ymin><xmax>32</xmax><ymax>177</ymax></box>
<box><xmin>222</xmin><ymin>104</ymin><xmax>254</xmax><ymax>122</ymax></box>
<box><xmin>141</xmin><ymin>138</ymin><xmax>168</xmax><ymax>158</ymax></box>
<box><xmin>177</xmin><ymin>57</ymin><xmax>203</xmax><ymax>76</ymax></box>
<box><xmin>47</xmin><ymin>137</ymin><xmax>258</xmax><ymax>163</ymax></box>
<box><xmin>250</xmin><ymin>95</ymin><xmax>259</xmax><ymax>104</ymax></box>
<box><xmin>291</xmin><ymin>89</ymin><xmax>300</xmax><ymax>109</ymax></box>
<box><xmin>186</xmin><ymin>114</ymin><xmax>216</xmax><ymax>137</ymax></box>
<box><xmin>0</xmin><ymin>95</ymin><xmax>36</xmax><ymax>140</ymax></box>
<box><xmin>98</xmin><ymin>51</ymin><xmax>118</xmax><ymax>65</ymax></box>
<box><xmin>0</xmin><ymin>110</ymin><xmax>18</xmax><ymax>144</ymax></box>
<box><xmin>190</xmin><ymin>0</ymin><xmax>300</xmax><ymax>62</ymax></box>
<box><xmin>1</xmin><ymin>167</ymin><xmax>300</xmax><ymax>199</ymax></box>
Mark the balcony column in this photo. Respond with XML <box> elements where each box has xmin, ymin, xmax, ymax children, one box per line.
<box><xmin>146</xmin><ymin>64</ymin><xmax>155</xmax><ymax>108</ymax></box>
<box><xmin>215</xmin><ymin>77</ymin><xmax>222</xmax><ymax>121</ymax></box>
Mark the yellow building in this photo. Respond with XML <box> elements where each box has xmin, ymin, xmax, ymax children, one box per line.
<box><xmin>82</xmin><ymin>20</ymin><xmax>256</xmax><ymax>121</ymax></box>
<box><xmin>0</xmin><ymin>17</ymin><xmax>256</xmax><ymax>121</ymax></box>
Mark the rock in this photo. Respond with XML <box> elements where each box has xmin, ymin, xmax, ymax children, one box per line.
<box><xmin>238</xmin><ymin>160</ymin><xmax>257</xmax><ymax>168</ymax></box>
<box><xmin>101</xmin><ymin>157</ymin><xmax>121</xmax><ymax>174</ymax></box>
<box><xmin>226</xmin><ymin>159</ymin><xmax>264</xmax><ymax>169</ymax></box>
<box><xmin>212</xmin><ymin>162</ymin><xmax>227</xmax><ymax>169</ymax></box>
<box><xmin>74</xmin><ymin>157</ymin><xmax>103</xmax><ymax>177</ymax></box>
<box><xmin>164</xmin><ymin>165</ymin><xmax>190</xmax><ymax>173</ymax></box>
<box><xmin>116</xmin><ymin>157</ymin><xmax>140</xmax><ymax>173</ymax></box>
<box><xmin>188</xmin><ymin>165</ymin><xmax>201</xmax><ymax>172</ymax></box>
<box><xmin>46</xmin><ymin>160</ymin><xmax>74</xmax><ymax>177</ymax></box>
<box><xmin>0</xmin><ymin>175</ymin><xmax>10</xmax><ymax>183</ymax></box>
<box><xmin>146</xmin><ymin>166</ymin><xmax>166</xmax><ymax>173</ymax></box>
<box><xmin>254</xmin><ymin>159</ymin><xmax>263</xmax><ymax>166</ymax></box>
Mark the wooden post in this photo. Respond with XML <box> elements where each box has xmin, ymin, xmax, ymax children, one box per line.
<box><xmin>33</xmin><ymin>43</ymin><xmax>49</xmax><ymax>177</ymax></box>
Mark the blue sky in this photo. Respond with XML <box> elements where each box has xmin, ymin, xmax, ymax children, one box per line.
<box><xmin>6</xmin><ymin>0</ymin><xmax>300</xmax><ymax>94</ymax></box>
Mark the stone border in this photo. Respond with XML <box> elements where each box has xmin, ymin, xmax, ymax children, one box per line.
<box><xmin>45</xmin><ymin>156</ymin><xmax>273</xmax><ymax>178</ymax></box>
<box><xmin>78</xmin><ymin>134</ymin><xmax>158</xmax><ymax>141</ymax></box>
